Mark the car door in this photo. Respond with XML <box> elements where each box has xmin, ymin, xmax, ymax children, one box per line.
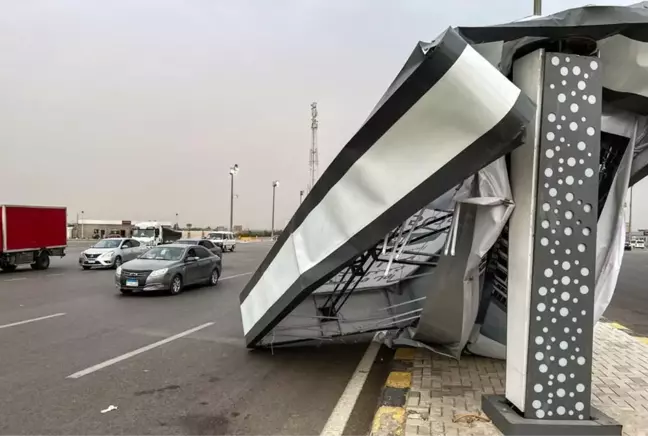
<box><xmin>194</xmin><ymin>246</ymin><xmax>214</xmax><ymax>281</ymax></box>
<box><xmin>129</xmin><ymin>239</ymin><xmax>144</xmax><ymax>259</ymax></box>
<box><xmin>120</xmin><ymin>239</ymin><xmax>134</xmax><ymax>260</ymax></box>
<box><xmin>183</xmin><ymin>248</ymin><xmax>201</xmax><ymax>285</ymax></box>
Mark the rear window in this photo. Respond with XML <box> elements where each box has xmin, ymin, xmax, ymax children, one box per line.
<box><xmin>175</xmin><ymin>240</ymin><xmax>194</xmax><ymax>245</ymax></box>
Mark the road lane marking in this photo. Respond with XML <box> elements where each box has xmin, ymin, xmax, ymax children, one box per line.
<box><xmin>0</xmin><ymin>313</ymin><xmax>66</xmax><ymax>330</ymax></box>
<box><xmin>66</xmin><ymin>322</ymin><xmax>215</xmax><ymax>379</ymax></box>
<box><xmin>3</xmin><ymin>277</ymin><xmax>27</xmax><ymax>282</ymax></box>
<box><xmin>221</xmin><ymin>272</ymin><xmax>253</xmax><ymax>281</ymax></box>
<box><xmin>320</xmin><ymin>341</ymin><xmax>382</xmax><ymax>436</ymax></box>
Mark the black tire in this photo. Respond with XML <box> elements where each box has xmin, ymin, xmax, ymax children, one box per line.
<box><xmin>209</xmin><ymin>268</ymin><xmax>220</xmax><ymax>286</ymax></box>
<box><xmin>32</xmin><ymin>252</ymin><xmax>50</xmax><ymax>270</ymax></box>
<box><xmin>230</xmin><ymin>245</ymin><xmax>235</xmax><ymax>252</ymax></box>
<box><xmin>1</xmin><ymin>265</ymin><xmax>17</xmax><ymax>272</ymax></box>
<box><xmin>169</xmin><ymin>275</ymin><xmax>183</xmax><ymax>295</ymax></box>
<box><xmin>82</xmin><ymin>266</ymin><xmax>91</xmax><ymax>270</ymax></box>
<box><xmin>120</xmin><ymin>289</ymin><xmax>132</xmax><ymax>295</ymax></box>
<box><xmin>113</xmin><ymin>256</ymin><xmax>122</xmax><ymax>269</ymax></box>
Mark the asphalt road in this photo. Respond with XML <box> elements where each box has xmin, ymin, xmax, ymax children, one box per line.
<box><xmin>603</xmin><ymin>249</ymin><xmax>648</xmax><ymax>336</ymax></box>
<box><xmin>0</xmin><ymin>242</ymin><xmax>390</xmax><ymax>435</ymax></box>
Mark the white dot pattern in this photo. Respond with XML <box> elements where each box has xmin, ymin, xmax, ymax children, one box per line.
<box><xmin>529</xmin><ymin>53</ymin><xmax>600</xmax><ymax>421</ymax></box>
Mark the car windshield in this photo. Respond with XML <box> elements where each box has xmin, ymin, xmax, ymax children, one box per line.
<box><xmin>132</xmin><ymin>228</ymin><xmax>155</xmax><ymax>237</ymax></box>
<box><xmin>139</xmin><ymin>247</ymin><xmax>185</xmax><ymax>261</ymax></box>
<box><xmin>174</xmin><ymin>240</ymin><xmax>196</xmax><ymax>245</ymax></box>
<box><xmin>207</xmin><ymin>233</ymin><xmax>225</xmax><ymax>239</ymax></box>
<box><xmin>93</xmin><ymin>239</ymin><xmax>122</xmax><ymax>248</ymax></box>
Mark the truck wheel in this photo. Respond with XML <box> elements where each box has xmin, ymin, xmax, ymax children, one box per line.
<box><xmin>31</xmin><ymin>252</ymin><xmax>50</xmax><ymax>270</ymax></box>
<box><xmin>1</xmin><ymin>265</ymin><xmax>17</xmax><ymax>272</ymax></box>
<box><xmin>230</xmin><ymin>245</ymin><xmax>235</xmax><ymax>252</ymax></box>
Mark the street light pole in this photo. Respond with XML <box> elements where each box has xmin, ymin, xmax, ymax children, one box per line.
<box><xmin>533</xmin><ymin>0</ymin><xmax>541</xmax><ymax>15</ymax></box>
<box><xmin>271</xmin><ymin>180</ymin><xmax>279</xmax><ymax>238</ymax></box>
<box><xmin>229</xmin><ymin>164</ymin><xmax>239</xmax><ymax>232</ymax></box>
<box><xmin>629</xmin><ymin>186</ymin><xmax>634</xmax><ymax>232</ymax></box>
<box><xmin>81</xmin><ymin>210</ymin><xmax>85</xmax><ymax>239</ymax></box>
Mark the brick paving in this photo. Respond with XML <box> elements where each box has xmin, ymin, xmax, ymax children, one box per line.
<box><xmin>404</xmin><ymin>322</ymin><xmax>648</xmax><ymax>436</ymax></box>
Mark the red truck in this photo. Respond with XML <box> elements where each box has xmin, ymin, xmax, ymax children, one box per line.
<box><xmin>0</xmin><ymin>205</ymin><xmax>67</xmax><ymax>272</ymax></box>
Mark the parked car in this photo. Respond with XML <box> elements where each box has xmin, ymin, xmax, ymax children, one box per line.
<box><xmin>205</xmin><ymin>231</ymin><xmax>236</xmax><ymax>252</ymax></box>
<box><xmin>175</xmin><ymin>238</ymin><xmax>223</xmax><ymax>257</ymax></box>
<box><xmin>79</xmin><ymin>238</ymin><xmax>148</xmax><ymax>270</ymax></box>
<box><xmin>625</xmin><ymin>241</ymin><xmax>633</xmax><ymax>251</ymax></box>
<box><xmin>635</xmin><ymin>240</ymin><xmax>645</xmax><ymax>249</ymax></box>
<box><xmin>115</xmin><ymin>244</ymin><xmax>222</xmax><ymax>295</ymax></box>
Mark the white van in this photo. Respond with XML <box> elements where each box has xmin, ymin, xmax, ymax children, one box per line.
<box><xmin>206</xmin><ymin>231</ymin><xmax>237</xmax><ymax>252</ymax></box>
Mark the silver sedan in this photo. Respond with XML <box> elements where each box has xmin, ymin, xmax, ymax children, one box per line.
<box><xmin>79</xmin><ymin>238</ymin><xmax>148</xmax><ymax>270</ymax></box>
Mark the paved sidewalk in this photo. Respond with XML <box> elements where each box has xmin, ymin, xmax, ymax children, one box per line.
<box><xmin>404</xmin><ymin>322</ymin><xmax>648</xmax><ymax>436</ymax></box>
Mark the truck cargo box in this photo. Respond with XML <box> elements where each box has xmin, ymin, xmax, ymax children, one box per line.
<box><xmin>1</xmin><ymin>205</ymin><xmax>67</xmax><ymax>252</ymax></box>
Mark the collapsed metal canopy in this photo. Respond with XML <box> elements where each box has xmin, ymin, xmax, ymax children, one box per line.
<box><xmin>240</xmin><ymin>3</ymin><xmax>648</xmax><ymax>351</ymax></box>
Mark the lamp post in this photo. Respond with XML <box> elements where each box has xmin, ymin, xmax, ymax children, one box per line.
<box><xmin>271</xmin><ymin>180</ymin><xmax>279</xmax><ymax>238</ymax></box>
<box><xmin>229</xmin><ymin>164</ymin><xmax>239</xmax><ymax>232</ymax></box>
<box><xmin>533</xmin><ymin>0</ymin><xmax>541</xmax><ymax>15</ymax></box>
<box><xmin>81</xmin><ymin>210</ymin><xmax>85</xmax><ymax>239</ymax></box>
<box><xmin>175</xmin><ymin>212</ymin><xmax>179</xmax><ymax>228</ymax></box>
<box><xmin>299</xmin><ymin>190</ymin><xmax>304</xmax><ymax>204</ymax></box>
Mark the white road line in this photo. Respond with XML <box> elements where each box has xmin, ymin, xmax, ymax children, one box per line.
<box><xmin>221</xmin><ymin>272</ymin><xmax>253</xmax><ymax>281</ymax></box>
<box><xmin>0</xmin><ymin>313</ymin><xmax>66</xmax><ymax>330</ymax></box>
<box><xmin>3</xmin><ymin>277</ymin><xmax>27</xmax><ymax>282</ymax></box>
<box><xmin>66</xmin><ymin>322</ymin><xmax>215</xmax><ymax>379</ymax></box>
<box><xmin>320</xmin><ymin>341</ymin><xmax>382</xmax><ymax>436</ymax></box>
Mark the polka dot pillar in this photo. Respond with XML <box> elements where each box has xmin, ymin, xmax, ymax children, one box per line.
<box><xmin>526</xmin><ymin>53</ymin><xmax>601</xmax><ymax>420</ymax></box>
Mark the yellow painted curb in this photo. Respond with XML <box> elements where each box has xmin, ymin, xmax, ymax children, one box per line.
<box><xmin>370</xmin><ymin>406</ymin><xmax>406</xmax><ymax>436</ymax></box>
<box><xmin>394</xmin><ymin>348</ymin><xmax>416</xmax><ymax>361</ymax></box>
<box><xmin>636</xmin><ymin>337</ymin><xmax>648</xmax><ymax>345</ymax></box>
<box><xmin>607</xmin><ymin>322</ymin><xmax>628</xmax><ymax>330</ymax></box>
<box><xmin>386</xmin><ymin>371</ymin><xmax>412</xmax><ymax>389</ymax></box>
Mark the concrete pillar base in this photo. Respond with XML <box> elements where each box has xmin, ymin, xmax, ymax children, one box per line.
<box><xmin>482</xmin><ymin>395</ymin><xmax>621</xmax><ymax>435</ymax></box>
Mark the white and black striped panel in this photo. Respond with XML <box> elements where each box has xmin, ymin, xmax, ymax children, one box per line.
<box><xmin>239</xmin><ymin>28</ymin><xmax>534</xmax><ymax>347</ymax></box>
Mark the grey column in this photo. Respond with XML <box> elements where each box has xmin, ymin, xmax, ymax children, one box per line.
<box><xmin>483</xmin><ymin>49</ymin><xmax>621</xmax><ymax>434</ymax></box>
<box><xmin>524</xmin><ymin>51</ymin><xmax>600</xmax><ymax>420</ymax></box>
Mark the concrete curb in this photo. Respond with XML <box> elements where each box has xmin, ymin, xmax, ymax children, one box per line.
<box><xmin>370</xmin><ymin>348</ymin><xmax>416</xmax><ymax>436</ymax></box>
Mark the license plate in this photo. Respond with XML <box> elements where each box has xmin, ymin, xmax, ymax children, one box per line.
<box><xmin>86</xmin><ymin>260</ymin><xmax>96</xmax><ymax>264</ymax></box>
<box><xmin>126</xmin><ymin>279</ymin><xmax>139</xmax><ymax>287</ymax></box>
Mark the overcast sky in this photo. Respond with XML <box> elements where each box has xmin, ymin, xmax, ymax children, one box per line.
<box><xmin>1</xmin><ymin>0</ymin><xmax>645</xmax><ymax>229</ymax></box>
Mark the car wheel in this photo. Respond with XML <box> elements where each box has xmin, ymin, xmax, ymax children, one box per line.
<box><xmin>230</xmin><ymin>245</ymin><xmax>235</xmax><ymax>252</ymax></box>
<box><xmin>209</xmin><ymin>268</ymin><xmax>220</xmax><ymax>286</ymax></box>
<box><xmin>170</xmin><ymin>275</ymin><xmax>183</xmax><ymax>295</ymax></box>
<box><xmin>113</xmin><ymin>256</ymin><xmax>122</xmax><ymax>269</ymax></box>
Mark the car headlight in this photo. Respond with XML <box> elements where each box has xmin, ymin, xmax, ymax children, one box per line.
<box><xmin>100</xmin><ymin>251</ymin><xmax>114</xmax><ymax>259</ymax></box>
<box><xmin>149</xmin><ymin>268</ymin><xmax>168</xmax><ymax>278</ymax></box>
<box><xmin>115</xmin><ymin>266</ymin><xmax>122</xmax><ymax>275</ymax></box>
